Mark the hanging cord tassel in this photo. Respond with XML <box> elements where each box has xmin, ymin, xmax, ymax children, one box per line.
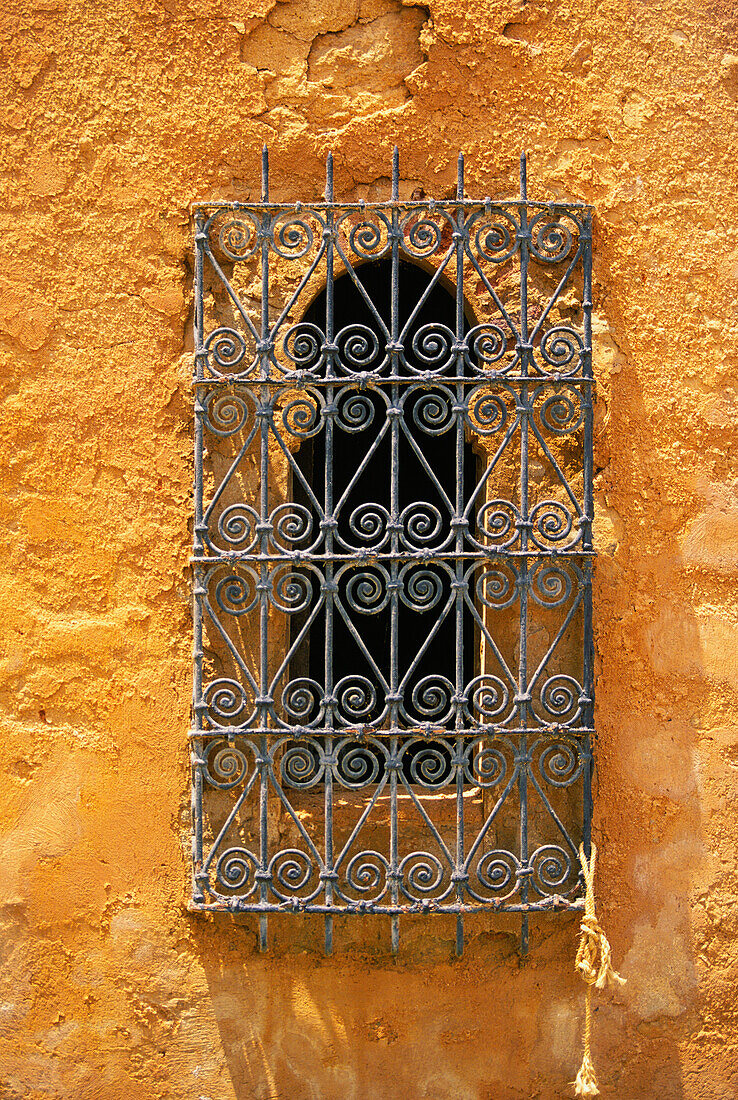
<box><xmin>573</xmin><ymin>844</ymin><xmax>626</xmax><ymax>1098</ymax></box>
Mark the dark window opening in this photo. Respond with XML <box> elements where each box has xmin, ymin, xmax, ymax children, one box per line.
<box><xmin>289</xmin><ymin>260</ymin><xmax>478</xmax><ymax>779</ymax></box>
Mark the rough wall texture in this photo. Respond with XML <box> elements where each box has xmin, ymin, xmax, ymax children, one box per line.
<box><xmin>1</xmin><ymin>0</ymin><xmax>737</xmax><ymax>1097</ymax></box>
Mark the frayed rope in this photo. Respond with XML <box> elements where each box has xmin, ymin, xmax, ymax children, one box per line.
<box><xmin>573</xmin><ymin>844</ymin><xmax>625</xmax><ymax>1098</ymax></box>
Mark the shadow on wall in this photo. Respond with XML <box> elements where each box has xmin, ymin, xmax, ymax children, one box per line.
<box><xmin>190</xmin><ymin>915</ymin><xmax>594</xmax><ymax>1100</ymax></box>
<box><xmin>585</xmin><ymin>219</ymin><xmax>716</xmax><ymax>1097</ymax></box>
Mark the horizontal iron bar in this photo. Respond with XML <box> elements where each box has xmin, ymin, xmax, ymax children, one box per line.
<box><xmin>193</xmin><ymin>376</ymin><xmax>596</xmax><ymax>388</ymax></box>
<box><xmin>190</xmin><ymin>551</ymin><xmax>596</xmax><ymax>564</ymax></box>
<box><xmin>188</xmin><ymin>897</ymin><xmax>585</xmax><ymax>914</ymax></box>
<box><xmin>189</xmin><ymin>726</ymin><xmax>595</xmax><ymax>740</ymax></box>
<box><xmin>192</xmin><ymin>199</ymin><xmax>593</xmax><ymax>213</ymax></box>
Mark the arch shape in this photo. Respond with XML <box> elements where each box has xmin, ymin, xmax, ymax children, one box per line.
<box><xmin>289</xmin><ymin>258</ymin><xmax>480</xmax><ymax>736</ymax></box>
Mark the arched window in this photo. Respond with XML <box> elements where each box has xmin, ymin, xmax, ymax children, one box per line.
<box><xmin>288</xmin><ymin>259</ymin><xmax>478</xmax><ymax>753</ymax></box>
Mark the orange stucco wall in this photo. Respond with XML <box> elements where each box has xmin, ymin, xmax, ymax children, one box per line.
<box><xmin>1</xmin><ymin>0</ymin><xmax>737</xmax><ymax>1096</ymax></box>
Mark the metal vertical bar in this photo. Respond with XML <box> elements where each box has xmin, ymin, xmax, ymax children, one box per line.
<box><xmin>581</xmin><ymin>211</ymin><xmax>594</xmax><ymax>550</ymax></box>
<box><xmin>191</xmin><ymin>563</ymin><xmax>205</xmax><ymax>904</ymax></box>
<box><xmin>191</xmin><ymin>213</ymin><xmax>206</xmax><ymax>904</ymax></box>
<box><xmin>454</xmin><ymin>151</ymin><xmax>466</xmax><ymax>958</ymax></box>
<box><xmin>193</xmin><ymin>214</ymin><xmax>206</xmax><ymax>567</ymax></box>
<box><xmin>323</xmin><ymin>151</ymin><xmax>336</xmax><ymax>956</ymax></box>
<box><xmin>582</xmin><ymin>561</ymin><xmax>593</xmax><ymax>858</ymax></box>
<box><xmin>258</xmin><ymin>146</ymin><xmax>271</xmax><ymax>953</ymax></box>
<box><xmin>518</xmin><ymin>151</ymin><xmax>530</xmax><ymax>958</ymax></box>
<box><xmin>581</xmin><ymin>211</ymin><xmax>594</xmax><ymax>860</ymax></box>
<box><xmin>389</xmin><ymin>145</ymin><xmax>400</xmax><ymax>955</ymax></box>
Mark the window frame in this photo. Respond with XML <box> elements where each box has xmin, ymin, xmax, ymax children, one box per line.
<box><xmin>190</xmin><ymin>149</ymin><xmax>595</xmax><ymax>956</ymax></box>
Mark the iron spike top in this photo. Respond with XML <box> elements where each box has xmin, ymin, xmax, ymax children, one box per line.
<box><xmin>392</xmin><ymin>145</ymin><xmax>399</xmax><ymax>201</ymax></box>
<box><xmin>325</xmin><ymin>151</ymin><xmax>334</xmax><ymax>204</ymax></box>
<box><xmin>520</xmin><ymin>150</ymin><xmax>528</xmax><ymax>202</ymax></box>
<box><xmin>457</xmin><ymin>152</ymin><xmax>465</xmax><ymax>201</ymax></box>
<box><xmin>261</xmin><ymin>145</ymin><xmax>269</xmax><ymax>203</ymax></box>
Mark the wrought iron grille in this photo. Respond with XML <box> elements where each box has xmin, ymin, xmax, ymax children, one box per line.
<box><xmin>190</xmin><ymin>149</ymin><xmax>594</xmax><ymax>955</ymax></box>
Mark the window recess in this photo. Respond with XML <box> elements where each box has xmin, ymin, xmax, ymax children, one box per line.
<box><xmin>190</xmin><ymin>149</ymin><xmax>595</xmax><ymax>956</ymax></box>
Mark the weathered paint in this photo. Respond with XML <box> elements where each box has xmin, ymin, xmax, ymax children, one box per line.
<box><xmin>1</xmin><ymin>0</ymin><xmax>737</xmax><ymax>1095</ymax></box>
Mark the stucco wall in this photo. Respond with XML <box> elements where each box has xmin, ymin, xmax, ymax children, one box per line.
<box><xmin>1</xmin><ymin>0</ymin><xmax>737</xmax><ymax>1096</ymax></box>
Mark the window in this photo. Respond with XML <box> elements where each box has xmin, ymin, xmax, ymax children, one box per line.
<box><xmin>190</xmin><ymin>149</ymin><xmax>594</xmax><ymax>955</ymax></box>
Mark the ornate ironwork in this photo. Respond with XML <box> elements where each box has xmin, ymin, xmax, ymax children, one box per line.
<box><xmin>190</xmin><ymin>148</ymin><xmax>594</xmax><ymax>955</ymax></box>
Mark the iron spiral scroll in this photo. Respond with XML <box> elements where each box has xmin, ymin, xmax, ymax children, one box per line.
<box><xmin>190</xmin><ymin>148</ymin><xmax>595</xmax><ymax>955</ymax></box>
